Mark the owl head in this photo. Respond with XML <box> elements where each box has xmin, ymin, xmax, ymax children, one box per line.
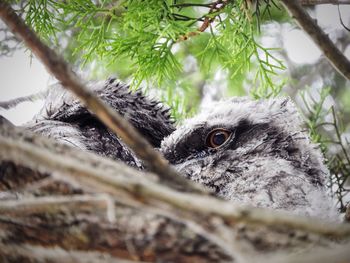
<box><xmin>27</xmin><ymin>78</ymin><xmax>175</xmax><ymax>167</ymax></box>
<box><xmin>161</xmin><ymin>97</ymin><xmax>337</xmax><ymax>220</ymax></box>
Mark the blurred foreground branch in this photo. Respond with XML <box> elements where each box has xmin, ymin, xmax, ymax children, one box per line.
<box><xmin>0</xmin><ymin>0</ymin><xmax>203</xmax><ymax>194</ymax></box>
<box><xmin>1</xmin><ymin>1</ymin><xmax>350</xmax><ymax>261</ymax></box>
<box><xmin>282</xmin><ymin>0</ymin><xmax>350</xmax><ymax>81</ymax></box>
<box><xmin>300</xmin><ymin>0</ymin><xmax>350</xmax><ymax>5</ymax></box>
<box><xmin>1</xmin><ymin>118</ymin><xmax>350</xmax><ymax>261</ymax></box>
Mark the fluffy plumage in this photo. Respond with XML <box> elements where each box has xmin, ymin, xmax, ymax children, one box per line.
<box><xmin>161</xmin><ymin>97</ymin><xmax>337</xmax><ymax>219</ymax></box>
<box><xmin>23</xmin><ymin>80</ymin><xmax>336</xmax><ymax>219</ymax></box>
<box><xmin>26</xmin><ymin>78</ymin><xmax>175</xmax><ymax>168</ymax></box>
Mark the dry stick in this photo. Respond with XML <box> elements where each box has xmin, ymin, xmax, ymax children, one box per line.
<box><xmin>0</xmin><ymin>196</ymin><xmax>235</xmax><ymax>260</ymax></box>
<box><xmin>300</xmin><ymin>0</ymin><xmax>350</xmax><ymax>5</ymax></box>
<box><xmin>1</xmin><ymin>125</ymin><xmax>350</xmax><ymax>239</ymax></box>
<box><xmin>0</xmin><ymin>90</ymin><xmax>47</xmax><ymax>110</ymax></box>
<box><xmin>0</xmin><ymin>1</ymin><xmax>349</xmax><ymax>239</ymax></box>
<box><xmin>0</xmin><ymin>245</ymin><xmax>144</xmax><ymax>263</ymax></box>
<box><xmin>262</xmin><ymin>243</ymin><xmax>350</xmax><ymax>263</ymax></box>
<box><xmin>281</xmin><ymin>0</ymin><xmax>350</xmax><ymax>81</ymax></box>
<box><xmin>0</xmin><ymin>195</ymin><xmax>115</xmax><ymax>222</ymax></box>
<box><xmin>0</xmin><ymin>1</ymin><xmax>204</xmax><ymax>193</ymax></box>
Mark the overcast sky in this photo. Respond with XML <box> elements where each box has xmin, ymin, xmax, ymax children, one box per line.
<box><xmin>0</xmin><ymin>4</ymin><xmax>349</xmax><ymax>125</ymax></box>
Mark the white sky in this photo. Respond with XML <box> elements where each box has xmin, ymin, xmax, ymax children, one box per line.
<box><xmin>283</xmin><ymin>29</ymin><xmax>322</xmax><ymax>64</ymax></box>
<box><xmin>0</xmin><ymin>51</ymin><xmax>49</xmax><ymax>125</ymax></box>
<box><xmin>284</xmin><ymin>5</ymin><xmax>350</xmax><ymax>64</ymax></box>
<box><xmin>0</xmin><ymin>4</ymin><xmax>349</xmax><ymax>125</ymax></box>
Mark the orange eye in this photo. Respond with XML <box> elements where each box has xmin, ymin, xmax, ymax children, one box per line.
<box><xmin>206</xmin><ymin>129</ymin><xmax>232</xmax><ymax>148</ymax></box>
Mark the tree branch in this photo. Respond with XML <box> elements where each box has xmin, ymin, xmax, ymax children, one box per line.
<box><xmin>0</xmin><ymin>1</ymin><xmax>204</xmax><ymax>194</ymax></box>
<box><xmin>263</xmin><ymin>243</ymin><xmax>350</xmax><ymax>263</ymax></box>
<box><xmin>2</xmin><ymin>112</ymin><xmax>350</xmax><ymax>261</ymax></box>
<box><xmin>1</xmin><ymin>120</ymin><xmax>350</xmax><ymax>240</ymax></box>
<box><xmin>177</xmin><ymin>0</ymin><xmax>229</xmax><ymax>41</ymax></box>
<box><xmin>0</xmin><ymin>194</ymin><xmax>115</xmax><ymax>222</ymax></box>
<box><xmin>300</xmin><ymin>0</ymin><xmax>350</xmax><ymax>5</ymax></box>
<box><xmin>281</xmin><ymin>0</ymin><xmax>350</xmax><ymax>81</ymax></box>
<box><xmin>0</xmin><ymin>245</ymin><xmax>140</xmax><ymax>263</ymax></box>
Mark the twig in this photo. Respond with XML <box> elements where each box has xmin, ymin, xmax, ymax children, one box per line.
<box><xmin>0</xmin><ymin>195</ymin><xmax>115</xmax><ymax>222</ymax></box>
<box><xmin>263</xmin><ymin>242</ymin><xmax>350</xmax><ymax>263</ymax></box>
<box><xmin>337</xmin><ymin>4</ymin><xmax>350</xmax><ymax>31</ymax></box>
<box><xmin>281</xmin><ymin>0</ymin><xmax>350</xmax><ymax>81</ymax></box>
<box><xmin>1</xmin><ymin>122</ymin><xmax>350</xmax><ymax>239</ymax></box>
<box><xmin>177</xmin><ymin>0</ymin><xmax>229</xmax><ymax>42</ymax></box>
<box><xmin>300</xmin><ymin>0</ymin><xmax>350</xmax><ymax>5</ymax></box>
<box><xmin>0</xmin><ymin>90</ymin><xmax>47</xmax><ymax>110</ymax></box>
<box><xmin>0</xmin><ymin>245</ymin><xmax>140</xmax><ymax>263</ymax></box>
<box><xmin>0</xmin><ymin>1</ymin><xmax>204</xmax><ymax>193</ymax></box>
<box><xmin>171</xmin><ymin>3</ymin><xmax>213</xmax><ymax>8</ymax></box>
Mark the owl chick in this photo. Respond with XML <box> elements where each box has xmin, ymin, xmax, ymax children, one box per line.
<box><xmin>161</xmin><ymin>97</ymin><xmax>337</xmax><ymax>220</ymax></box>
<box><xmin>25</xmin><ymin>78</ymin><xmax>175</xmax><ymax>168</ymax></box>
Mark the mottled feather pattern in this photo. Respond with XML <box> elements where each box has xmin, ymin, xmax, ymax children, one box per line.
<box><xmin>161</xmin><ymin>97</ymin><xmax>337</xmax><ymax>220</ymax></box>
<box><xmin>25</xmin><ymin>80</ymin><xmax>336</xmax><ymax>220</ymax></box>
<box><xmin>26</xmin><ymin>78</ymin><xmax>175</xmax><ymax>168</ymax></box>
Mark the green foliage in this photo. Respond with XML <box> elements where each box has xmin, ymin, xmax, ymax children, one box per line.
<box><xmin>4</xmin><ymin>0</ymin><xmax>350</xmax><ymax>213</ymax></box>
<box><xmin>24</xmin><ymin>0</ymin><xmax>58</xmax><ymax>43</ymax></box>
<box><xmin>10</xmin><ymin>0</ymin><xmax>287</xmax><ymax>118</ymax></box>
<box><xmin>300</xmin><ymin>87</ymin><xmax>350</xmax><ymax>212</ymax></box>
<box><xmin>195</xmin><ymin>2</ymin><xmax>286</xmax><ymax>98</ymax></box>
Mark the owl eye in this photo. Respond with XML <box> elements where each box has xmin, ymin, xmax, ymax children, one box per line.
<box><xmin>206</xmin><ymin>129</ymin><xmax>232</xmax><ymax>148</ymax></box>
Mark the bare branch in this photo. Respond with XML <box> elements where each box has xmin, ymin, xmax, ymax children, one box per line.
<box><xmin>1</xmin><ymin>120</ymin><xmax>350</xmax><ymax>240</ymax></box>
<box><xmin>0</xmin><ymin>194</ymin><xmax>115</xmax><ymax>222</ymax></box>
<box><xmin>0</xmin><ymin>245</ymin><xmax>145</xmax><ymax>263</ymax></box>
<box><xmin>0</xmin><ymin>90</ymin><xmax>47</xmax><ymax>110</ymax></box>
<box><xmin>281</xmin><ymin>0</ymin><xmax>350</xmax><ymax>81</ymax></box>
<box><xmin>261</xmin><ymin>243</ymin><xmax>350</xmax><ymax>263</ymax></box>
<box><xmin>0</xmin><ymin>1</ymin><xmax>204</xmax><ymax>194</ymax></box>
<box><xmin>2</xmin><ymin>1</ymin><xmax>350</xmax><ymax>261</ymax></box>
<box><xmin>0</xmin><ymin>195</ymin><xmax>223</xmax><ymax>262</ymax></box>
<box><xmin>300</xmin><ymin>0</ymin><xmax>350</xmax><ymax>5</ymax></box>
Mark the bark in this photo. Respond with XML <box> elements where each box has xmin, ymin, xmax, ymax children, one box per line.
<box><xmin>1</xmin><ymin>116</ymin><xmax>350</xmax><ymax>262</ymax></box>
<box><xmin>1</xmin><ymin>1</ymin><xmax>350</xmax><ymax>262</ymax></box>
<box><xmin>0</xmin><ymin>1</ymin><xmax>203</xmax><ymax>194</ymax></box>
<box><xmin>281</xmin><ymin>0</ymin><xmax>350</xmax><ymax>81</ymax></box>
<box><xmin>0</xmin><ymin>195</ymin><xmax>228</xmax><ymax>262</ymax></box>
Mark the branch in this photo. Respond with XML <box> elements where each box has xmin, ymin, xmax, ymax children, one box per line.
<box><xmin>177</xmin><ymin>0</ymin><xmax>229</xmax><ymax>41</ymax></box>
<box><xmin>0</xmin><ymin>90</ymin><xmax>47</xmax><ymax>110</ymax></box>
<box><xmin>263</xmin><ymin>243</ymin><xmax>350</xmax><ymax>263</ymax></box>
<box><xmin>300</xmin><ymin>0</ymin><xmax>350</xmax><ymax>5</ymax></box>
<box><xmin>281</xmin><ymin>0</ymin><xmax>350</xmax><ymax>81</ymax></box>
<box><xmin>0</xmin><ymin>195</ymin><xmax>115</xmax><ymax>222</ymax></box>
<box><xmin>0</xmin><ymin>1</ymin><xmax>204</xmax><ymax>194</ymax></box>
<box><xmin>171</xmin><ymin>3</ymin><xmax>212</xmax><ymax>8</ymax></box>
<box><xmin>0</xmin><ymin>245</ymin><xmax>140</xmax><ymax>263</ymax></box>
<box><xmin>0</xmin><ymin>195</ymin><xmax>219</xmax><ymax>262</ymax></box>
<box><xmin>1</xmin><ymin>120</ymin><xmax>350</xmax><ymax>240</ymax></box>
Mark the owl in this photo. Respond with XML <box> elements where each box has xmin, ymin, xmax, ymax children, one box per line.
<box><xmin>25</xmin><ymin>78</ymin><xmax>175</xmax><ymax>168</ymax></box>
<box><xmin>161</xmin><ymin>97</ymin><xmax>337</xmax><ymax>220</ymax></box>
<box><xmin>18</xmin><ymin>80</ymin><xmax>337</xmax><ymax>220</ymax></box>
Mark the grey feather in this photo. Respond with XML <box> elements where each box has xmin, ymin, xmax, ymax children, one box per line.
<box><xmin>161</xmin><ymin>97</ymin><xmax>337</xmax><ymax>220</ymax></box>
<box><xmin>22</xmin><ymin>79</ymin><xmax>337</xmax><ymax>220</ymax></box>
<box><xmin>25</xmin><ymin>78</ymin><xmax>175</xmax><ymax>168</ymax></box>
